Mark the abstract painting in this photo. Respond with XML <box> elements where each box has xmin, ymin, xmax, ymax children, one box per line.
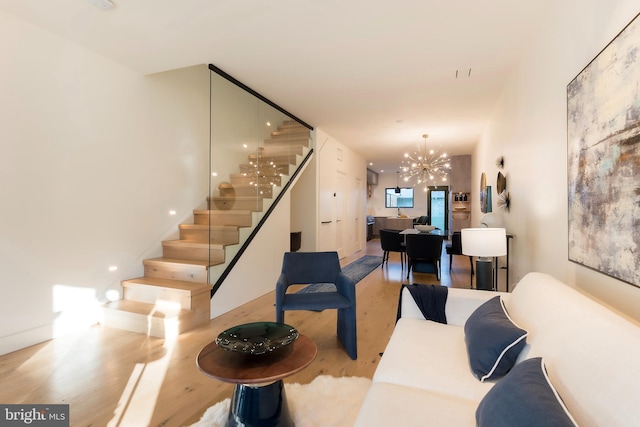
<box><xmin>567</xmin><ymin>13</ymin><xmax>640</xmax><ymax>287</ymax></box>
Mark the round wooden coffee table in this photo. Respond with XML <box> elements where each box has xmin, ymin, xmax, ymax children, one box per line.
<box><xmin>197</xmin><ymin>332</ymin><xmax>317</xmax><ymax>427</ymax></box>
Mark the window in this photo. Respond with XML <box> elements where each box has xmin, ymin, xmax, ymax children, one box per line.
<box><xmin>385</xmin><ymin>187</ymin><xmax>414</xmax><ymax>208</ymax></box>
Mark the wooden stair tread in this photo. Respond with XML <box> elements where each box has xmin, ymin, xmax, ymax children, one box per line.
<box><xmin>254</xmin><ymin>146</ymin><xmax>303</xmax><ymax>155</ymax></box>
<box><xmin>193</xmin><ymin>209</ymin><xmax>252</xmax><ymax>215</ymax></box>
<box><xmin>247</xmin><ymin>156</ymin><xmax>296</xmax><ymax>165</ymax></box>
<box><xmin>144</xmin><ymin>257</ymin><xmax>213</xmax><ymax>267</ymax></box>
<box><xmin>229</xmin><ymin>172</ymin><xmax>280</xmax><ymax>177</ymax></box>
<box><xmin>234</xmin><ymin>174</ymin><xmax>283</xmax><ymax>180</ymax></box>
<box><xmin>218</xmin><ymin>183</ymin><xmax>271</xmax><ymax>189</ymax></box>
<box><xmin>264</xmin><ymin>135</ymin><xmax>310</xmax><ymax>142</ymax></box>
<box><xmin>232</xmin><ymin>170</ymin><xmax>284</xmax><ymax>175</ymax></box>
<box><xmin>179</xmin><ymin>224</ymin><xmax>239</xmax><ymax>230</ymax></box>
<box><xmin>229</xmin><ymin>174</ymin><xmax>282</xmax><ymax>185</ymax></box>
<box><xmin>207</xmin><ymin>195</ymin><xmax>263</xmax><ymax>201</ymax></box>
<box><xmin>162</xmin><ymin>240</ymin><xmax>225</xmax><ymax>249</ymax></box>
<box><xmin>122</xmin><ymin>277</ymin><xmax>212</xmax><ymax>294</ymax></box>
<box><xmin>238</xmin><ymin>169</ymin><xmax>289</xmax><ymax>176</ymax></box>
<box><xmin>270</xmin><ymin>130</ymin><xmax>310</xmax><ymax>136</ymax></box>
<box><xmin>249</xmin><ymin>153</ymin><xmax>299</xmax><ymax>160</ymax></box>
<box><xmin>103</xmin><ymin>299</ymin><xmax>190</xmax><ymax>318</ymax></box>
<box><xmin>279</xmin><ymin>120</ymin><xmax>306</xmax><ymax>126</ymax></box>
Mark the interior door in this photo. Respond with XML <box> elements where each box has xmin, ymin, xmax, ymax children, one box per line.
<box><xmin>318</xmin><ymin>154</ymin><xmax>335</xmax><ymax>252</ymax></box>
<box><xmin>428</xmin><ymin>187</ymin><xmax>449</xmax><ymax>231</ymax></box>
<box><xmin>354</xmin><ymin>177</ymin><xmax>363</xmax><ymax>252</ymax></box>
<box><xmin>335</xmin><ymin>172</ymin><xmax>345</xmax><ymax>258</ymax></box>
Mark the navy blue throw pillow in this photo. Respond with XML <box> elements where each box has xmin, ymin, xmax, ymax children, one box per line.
<box><xmin>464</xmin><ymin>296</ymin><xmax>527</xmax><ymax>382</ymax></box>
<box><xmin>476</xmin><ymin>357</ymin><xmax>578</xmax><ymax>427</ymax></box>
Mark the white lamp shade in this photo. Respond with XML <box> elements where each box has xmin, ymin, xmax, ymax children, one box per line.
<box><xmin>461</xmin><ymin>228</ymin><xmax>507</xmax><ymax>257</ymax></box>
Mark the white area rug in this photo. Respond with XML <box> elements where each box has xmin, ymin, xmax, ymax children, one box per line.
<box><xmin>188</xmin><ymin>375</ymin><xmax>371</xmax><ymax>427</ymax></box>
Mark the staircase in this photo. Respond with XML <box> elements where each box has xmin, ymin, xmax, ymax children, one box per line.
<box><xmin>100</xmin><ymin>120</ymin><xmax>312</xmax><ymax>338</ymax></box>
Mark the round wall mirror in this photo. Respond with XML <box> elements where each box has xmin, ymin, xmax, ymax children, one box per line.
<box><xmin>480</xmin><ymin>172</ymin><xmax>487</xmax><ymax>213</ymax></box>
<box><xmin>497</xmin><ymin>172</ymin><xmax>506</xmax><ymax>194</ymax></box>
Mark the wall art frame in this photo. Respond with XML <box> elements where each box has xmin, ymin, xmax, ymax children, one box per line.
<box><xmin>567</xmin><ymin>12</ymin><xmax>640</xmax><ymax>287</ymax></box>
<box><xmin>480</xmin><ymin>172</ymin><xmax>487</xmax><ymax>213</ymax></box>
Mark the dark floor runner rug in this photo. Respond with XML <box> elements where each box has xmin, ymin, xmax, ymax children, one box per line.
<box><xmin>296</xmin><ymin>255</ymin><xmax>383</xmax><ymax>294</ymax></box>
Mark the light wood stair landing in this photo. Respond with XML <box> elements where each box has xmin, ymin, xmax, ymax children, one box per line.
<box><xmin>101</xmin><ymin>279</ymin><xmax>211</xmax><ymax>338</ymax></box>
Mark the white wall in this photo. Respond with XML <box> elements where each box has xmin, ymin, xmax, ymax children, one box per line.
<box><xmin>210</xmin><ymin>193</ymin><xmax>291</xmax><ymax>318</ymax></box>
<box><xmin>316</xmin><ymin>129</ymin><xmax>367</xmax><ymax>257</ymax></box>
<box><xmin>0</xmin><ymin>11</ymin><xmax>209</xmax><ymax>355</ymax></box>
<box><xmin>291</xmin><ymin>150</ymin><xmax>318</xmax><ymax>252</ymax></box>
<box><xmin>475</xmin><ymin>1</ymin><xmax>640</xmax><ymax>320</ymax></box>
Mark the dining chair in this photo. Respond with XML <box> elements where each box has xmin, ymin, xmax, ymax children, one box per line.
<box><xmin>446</xmin><ymin>231</ymin><xmax>474</xmax><ymax>273</ymax></box>
<box><xmin>379</xmin><ymin>229</ymin><xmax>406</xmax><ymax>268</ymax></box>
<box><xmin>412</xmin><ymin>216</ymin><xmax>431</xmax><ymax>225</ymax></box>
<box><xmin>406</xmin><ymin>233</ymin><xmax>445</xmax><ymax>280</ymax></box>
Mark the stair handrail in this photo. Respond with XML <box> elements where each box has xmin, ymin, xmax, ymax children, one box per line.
<box><xmin>210</xmin><ymin>147</ymin><xmax>314</xmax><ymax>297</ymax></box>
<box><xmin>208</xmin><ymin>64</ymin><xmax>313</xmax><ymax>130</ymax></box>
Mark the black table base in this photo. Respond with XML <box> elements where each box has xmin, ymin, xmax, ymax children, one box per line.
<box><xmin>228</xmin><ymin>380</ymin><xmax>292</xmax><ymax>427</ymax></box>
<box><xmin>475</xmin><ymin>259</ymin><xmax>494</xmax><ymax>291</ymax></box>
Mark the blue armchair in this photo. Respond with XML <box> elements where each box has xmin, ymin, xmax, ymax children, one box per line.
<box><xmin>275</xmin><ymin>251</ymin><xmax>357</xmax><ymax>359</ymax></box>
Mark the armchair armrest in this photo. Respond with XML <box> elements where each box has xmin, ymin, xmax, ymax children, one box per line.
<box><xmin>400</xmin><ymin>287</ymin><xmax>509</xmax><ymax>326</ymax></box>
<box><xmin>335</xmin><ymin>272</ymin><xmax>356</xmax><ymax>303</ymax></box>
<box><xmin>275</xmin><ymin>273</ymin><xmax>289</xmax><ymax>308</ymax></box>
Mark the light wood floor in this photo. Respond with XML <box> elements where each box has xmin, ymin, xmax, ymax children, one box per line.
<box><xmin>0</xmin><ymin>238</ymin><xmax>473</xmax><ymax>427</ymax></box>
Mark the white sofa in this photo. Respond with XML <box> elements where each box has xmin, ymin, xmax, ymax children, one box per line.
<box><xmin>354</xmin><ymin>272</ymin><xmax>640</xmax><ymax>426</ymax></box>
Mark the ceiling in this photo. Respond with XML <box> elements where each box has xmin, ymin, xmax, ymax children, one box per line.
<box><xmin>2</xmin><ymin>0</ymin><xmax>553</xmax><ymax>174</ymax></box>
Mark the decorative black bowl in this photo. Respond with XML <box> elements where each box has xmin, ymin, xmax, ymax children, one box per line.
<box><xmin>215</xmin><ymin>322</ymin><xmax>299</xmax><ymax>355</ymax></box>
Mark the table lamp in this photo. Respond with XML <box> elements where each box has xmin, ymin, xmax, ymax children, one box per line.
<box><xmin>461</xmin><ymin>228</ymin><xmax>507</xmax><ymax>291</ymax></box>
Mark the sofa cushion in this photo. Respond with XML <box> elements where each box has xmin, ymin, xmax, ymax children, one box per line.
<box><xmin>464</xmin><ymin>296</ymin><xmax>527</xmax><ymax>382</ymax></box>
<box><xmin>476</xmin><ymin>357</ymin><xmax>577</xmax><ymax>427</ymax></box>
<box><xmin>373</xmin><ymin>318</ymin><xmax>495</xmax><ymax>401</ymax></box>
<box><xmin>355</xmin><ymin>382</ymin><xmax>478</xmax><ymax>427</ymax></box>
<box><xmin>504</xmin><ymin>272</ymin><xmax>640</xmax><ymax>426</ymax></box>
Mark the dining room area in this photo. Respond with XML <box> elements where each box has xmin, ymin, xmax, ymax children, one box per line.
<box><xmin>375</xmin><ymin>223</ymin><xmax>513</xmax><ymax>294</ymax></box>
<box><xmin>366</xmin><ymin>153</ymin><xmax>514</xmax><ymax>293</ymax></box>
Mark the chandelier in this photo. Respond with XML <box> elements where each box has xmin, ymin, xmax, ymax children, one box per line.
<box><xmin>401</xmin><ymin>134</ymin><xmax>450</xmax><ymax>190</ymax></box>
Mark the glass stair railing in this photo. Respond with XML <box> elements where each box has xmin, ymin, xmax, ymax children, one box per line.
<box><xmin>207</xmin><ymin>65</ymin><xmax>315</xmax><ymax>296</ymax></box>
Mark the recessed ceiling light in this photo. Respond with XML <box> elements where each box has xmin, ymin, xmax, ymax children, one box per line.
<box><xmin>88</xmin><ymin>0</ymin><xmax>115</xmax><ymax>11</ymax></box>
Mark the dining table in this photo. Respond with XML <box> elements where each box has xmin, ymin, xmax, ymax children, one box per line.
<box><xmin>399</xmin><ymin>228</ymin><xmax>449</xmax><ymax>237</ymax></box>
